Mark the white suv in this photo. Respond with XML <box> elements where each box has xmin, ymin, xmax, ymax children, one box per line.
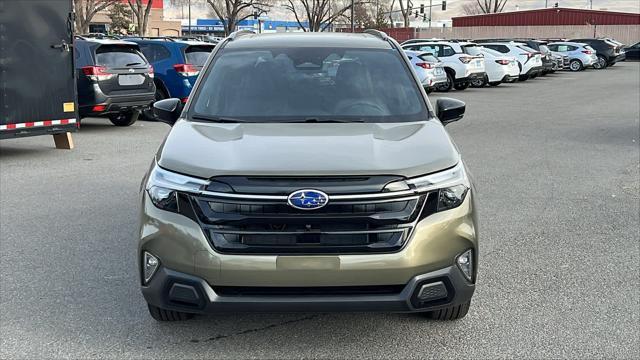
<box><xmin>478</xmin><ymin>42</ymin><xmax>543</xmax><ymax>81</ymax></box>
<box><xmin>402</xmin><ymin>41</ymin><xmax>485</xmax><ymax>92</ymax></box>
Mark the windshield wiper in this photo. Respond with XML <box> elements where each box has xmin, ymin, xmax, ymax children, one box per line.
<box><xmin>191</xmin><ymin>115</ymin><xmax>249</xmax><ymax>123</ymax></box>
<box><xmin>125</xmin><ymin>62</ymin><xmax>142</xmax><ymax>67</ymax></box>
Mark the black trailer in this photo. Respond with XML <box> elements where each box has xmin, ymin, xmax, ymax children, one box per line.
<box><xmin>0</xmin><ymin>0</ymin><xmax>78</xmax><ymax>148</ymax></box>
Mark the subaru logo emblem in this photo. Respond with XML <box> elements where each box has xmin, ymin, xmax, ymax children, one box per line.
<box><xmin>128</xmin><ymin>68</ymin><xmax>135</xmax><ymax>73</ymax></box>
<box><xmin>287</xmin><ymin>189</ymin><xmax>329</xmax><ymax>210</ymax></box>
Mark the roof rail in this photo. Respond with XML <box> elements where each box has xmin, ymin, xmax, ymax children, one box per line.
<box><xmin>363</xmin><ymin>29</ymin><xmax>388</xmax><ymax>41</ymax></box>
<box><xmin>228</xmin><ymin>30</ymin><xmax>255</xmax><ymax>40</ymax></box>
<box><xmin>78</xmin><ymin>33</ymin><xmax>121</xmax><ymax>40</ymax></box>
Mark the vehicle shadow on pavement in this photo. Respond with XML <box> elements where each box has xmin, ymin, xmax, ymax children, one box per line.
<box><xmin>0</xmin><ymin>143</ymin><xmax>59</xmax><ymax>157</ymax></box>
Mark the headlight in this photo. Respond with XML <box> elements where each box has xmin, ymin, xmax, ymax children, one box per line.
<box><xmin>145</xmin><ymin>162</ymin><xmax>210</xmax><ymax>212</ymax></box>
<box><xmin>384</xmin><ymin>162</ymin><xmax>470</xmax><ymax>212</ymax></box>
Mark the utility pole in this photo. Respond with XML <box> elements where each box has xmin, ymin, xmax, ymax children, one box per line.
<box><xmin>428</xmin><ymin>0</ymin><xmax>432</xmax><ymax>28</ymax></box>
<box><xmin>188</xmin><ymin>0</ymin><xmax>191</xmax><ymax>35</ymax></box>
<box><xmin>350</xmin><ymin>0</ymin><xmax>355</xmax><ymax>32</ymax></box>
<box><xmin>545</xmin><ymin>0</ymin><xmax>548</xmax><ymax>8</ymax></box>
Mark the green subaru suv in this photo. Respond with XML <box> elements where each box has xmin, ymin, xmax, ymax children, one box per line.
<box><xmin>139</xmin><ymin>30</ymin><xmax>477</xmax><ymax>321</ymax></box>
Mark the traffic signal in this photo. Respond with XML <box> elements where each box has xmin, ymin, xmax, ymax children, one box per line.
<box><xmin>442</xmin><ymin>1</ymin><xmax>447</xmax><ymax>11</ymax></box>
<box><xmin>420</xmin><ymin>4</ymin><xmax>425</xmax><ymax>13</ymax></box>
<box><xmin>415</xmin><ymin>10</ymin><xmax>419</xmax><ymax>18</ymax></box>
<box><xmin>554</xmin><ymin>2</ymin><xmax>559</xmax><ymax>7</ymax></box>
<box><xmin>423</xmin><ymin>14</ymin><xmax>427</xmax><ymax>21</ymax></box>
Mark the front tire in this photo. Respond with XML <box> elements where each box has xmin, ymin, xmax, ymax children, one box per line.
<box><xmin>425</xmin><ymin>301</ymin><xmax>471</xmax><ymax>321</ymax></box>
<box><xmin>593</xmin><ymin>55</ymin><xmax>607</xmax><ymax>69</ymax></box>
<box><xmin>147</xmin><ymin>304</ymin><xmax>193</xmax><ymax>321</ymax></box>
<box><xmin>569</xmin><ymin>59</ymin><xmax>583</xmax><ymax>72</ymax></box>
<box><xmin>436</xmin><ymin>72</ymin><xmax>454</xmax><ymax>92</ymax></box>
<box><xmin>108</xmin><ymin>111</ymin><xmax>139</xmax><ymax>126</ymax></box>
<box><xmin>470</xmin><ymin>75</ymin><xmax>487</xmax><ymax>88</ymax></box>
<box><xmin>143</xmin><ymin>86</ymin><xmax>168</xmax><ymax>120</ymax></box>
<box><xmin>454</xmin><ymin>82</ymin><xmax>469</xmax><ymax>91</ymax></box>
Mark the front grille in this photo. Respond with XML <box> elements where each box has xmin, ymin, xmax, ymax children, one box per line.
<box><xmin>187</xmin><ymin>190</ymin><xmax>434</xmax><ymax>255</ymax></box>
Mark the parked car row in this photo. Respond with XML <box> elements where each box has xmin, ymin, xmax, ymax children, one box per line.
<box><xmin>400</xmin><ymin>37</ymin><xmax>630</xmax><ymax>92</ymax></box>
<box><xmin>73</xmin><ymin>35</ymin><xmax>215</xmax><ymax>126</ymax></box>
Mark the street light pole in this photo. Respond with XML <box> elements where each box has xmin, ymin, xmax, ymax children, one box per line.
<box><xmin>428</xmin><ymin>0</ymin><xmax>432</xmax><ymax>28</ymax></box>
<box><xmin>188</xmin><ymin>0</ymin><xmax>191</xmax><ymax>35</ymax></box>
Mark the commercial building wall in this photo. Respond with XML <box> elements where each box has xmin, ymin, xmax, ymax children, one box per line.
<box><xmin>452</xmin><ymin>8</ymin><xmax>640</xmax><ymax>27</ymax></box>
<box><xmin>378</xmin><ymin>25</ymin><xmax>638</xmax><ymax>44</ymax></box>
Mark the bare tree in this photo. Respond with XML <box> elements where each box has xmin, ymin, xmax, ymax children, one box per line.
<box><xmin>283</xmin><ymin>0</ymin><xmax>368</xmax><ymax>32</ymax></box>
<box><xmin>206</xmin><ymin>0</ymin><xmax>271</xmax><ymax>36</ymax></box>
<box><xmin>127</xmin><ymin>0</ymin><xmax>155</xmax><ymax>35</ymax></box>
<box><xmin>397</xmin><ymin>0</ymin><xmax>411</xmax><ymax>28</ymax></box>
<box><xmin>462</xmin><ymin>1</ymin><xmax>483</xmax><ymax>14</ymax></box>
<box><xmin>73</xmin><ymin>0</ymin><xmax>119</xmax><ymax>34</ymax></box>
<box><xmin>473</xmin><ymin>0</ymin><xmax>508</xmax><ymax>13</ymax></box>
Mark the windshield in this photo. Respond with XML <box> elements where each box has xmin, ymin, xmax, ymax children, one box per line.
<box><xmin>95</xmin><ymin>45</ymin><xmax>146</xmax><ymax>68</ymax></box>
<box><xmin>184</xmin><ymin>46</ymin><xmax>214</xmax><ymax>66</ymax></box>
<box><xmin>192</xmin><ymin>47</ymin><xmax>428</xmax><ymax>123</ymax></box>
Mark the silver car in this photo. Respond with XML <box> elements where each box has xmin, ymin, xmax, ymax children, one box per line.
<box><xmin>404</xmin><ymin>50</ymin><xmax>447</xmax><ymax>93</ymax></box>
<box><xmin>547</xmin><ymin>42</ymin><xmax>597</xmax><ymax>71</ymax></box>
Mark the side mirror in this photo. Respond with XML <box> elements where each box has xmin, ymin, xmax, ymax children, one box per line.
<box><xmin>436</xmin><ymin>98</ymin><xmax>465</xmax><ymax>125</ymax></box>
<box><xmin>153</xmin><ymin>98</ymin><xmax>183</xmax><ymax>126</ymax></box>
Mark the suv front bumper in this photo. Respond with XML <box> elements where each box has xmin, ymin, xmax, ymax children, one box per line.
<box><xmin>139</xmin><ymin>189</ymin><xmax>478</xmax><ymax>313</ymax></box>
<box><xmin>142</xmin><ymin>263</ymin><xmax>474</xmax><ymax>314</ymax></box>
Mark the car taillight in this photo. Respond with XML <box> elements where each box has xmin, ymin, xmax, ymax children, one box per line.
<box><xmin>82</xmin><ymin>66</ymin><xmax>113</xmax><ymax>81</ymax></box>
<box><xmin>582</xmin><ymin>50</ymin><xmax>593</xmax><ymax>55</ymax></box>
<box><xmin>416</xmin><ymin>62</ymin><xmax>433</xmax><ymax>69</ymax></box>
<box><xmin>148</xmin><ymin>65</ymin><xmax>154</xmax><ymax>78</ymax></box>
<box><xmin>495</xmin><ymin>59</ymin><xmax>510</xmax><ymax>65</ymax></box>
<box><xmin>173</xmin><ymin>64</ymin><xmax>199</xmax><ymax>77</ymax></box>
<box><xmin>458</xmin><ymin>57</ymin><xmax>472</xmax><ymax>64</ymax></box>
<box><xmin>180</xmin><ymin>97</ymin><xmax>189</xmax><ymax>103</ymax></box>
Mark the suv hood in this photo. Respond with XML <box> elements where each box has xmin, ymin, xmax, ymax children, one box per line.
<box><xmin>157</xmin><ymin>120</ymin><xmax>459</xmax><ymax>179</ymax></box>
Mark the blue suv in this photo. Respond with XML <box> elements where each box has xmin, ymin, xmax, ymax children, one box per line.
<box><xmin>123</xmin><ymin>37</ymin><xmax>215</xmax><ymax>119</ymax></box>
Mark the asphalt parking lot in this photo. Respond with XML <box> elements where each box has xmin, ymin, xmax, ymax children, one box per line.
<box><xmin>1</xmin><ymin>62</ymin><xmax>639</xmax><ymax>359</ymax></box>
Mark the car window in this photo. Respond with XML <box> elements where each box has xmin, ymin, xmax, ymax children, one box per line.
<box><xmin>481</xmin><ymin>48</ymin><xmax>502</xmax><ymax>57</ymax></box>
<box><xmin>485</xmin><ymin>44</ymin><xmax>509</xmax><ymax>53</ymax></box>
<box><xmin>412</xmin><ymin>44</ymin><xmax>440</xmax><ymax>55</ymax></box>
<box><xmin>95</xmin><ymin>45</ymin><xmax>147</xmax><ymax>67</ymax></box>
<box><xmin>193</xmin><ymin>47</ymin><xmax>429</xmax><ymax>123</ymax></box>
<box><xmin>539</xmin><ymin>44</ymin><xmax>550</xmax><ymax>53</ymax></box>
<box><xmin>517</xmin><ymin>45</ymin><xmax>537</xmax><ymax>53</ymax></box>
<box><xmin>441</xmin><ymin>45</ymin><xmax>455</xmax><ymax>57</ymax></box>
<box><xmin>139</xmin><ymin>43</ymin><xmax>171</xmax><ymax>63</ymax></box>
<box><xmin>462</xmin><ymin>45</ymin><xmax>482</xmax><ymax>56</ymax></box>
<box><xmin>568</xmin><ymin>45</ymin><xmax>578</xmax><ymax>51</ymax></box>
<box><xmin>584</xmin><ymin>45</ymin><xmax>596</xmax><ymax>52</ymax></box>
<box><xmin>184</xmin><ymin>45</ymin><xmax>214</xmax><ymax>66</ymax></box>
